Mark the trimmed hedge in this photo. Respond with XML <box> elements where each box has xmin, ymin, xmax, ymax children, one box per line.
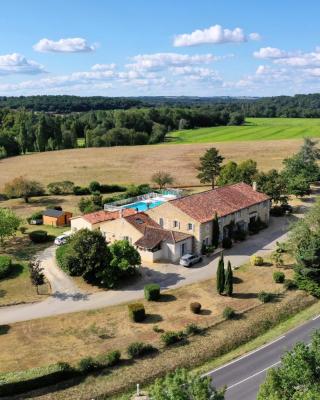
<box><xmin>144</xmin><ymin>283</ymin><xmax>160</xmax><ymax>301</ymax></box>
<box><xmin>0</xmin><ymin>256</ymin><xmax>12</xmax><ymax>279</ymax></box>
<box><xmin>250</xmin><ymin>255</ymin><xmax>264</xmax><ymax>266</ymax></box>
<box><xmin>128</xmin><ymin>303</ymin><xmax>146</xmax><ymax>322</ymax></box>
<box><xmin>273</xmin><ymin>271</ymin><xmax>285</xmax><ymax>283</ymax></box>
<box><xmin>190</xmin><ymin>302</ymin><xmax>202</xmax><ymax>314</ymax></box>
<box><xmin>29</xmin><ymin>230</ymin><xmax>49</xmax><ymax>243</ymax></box>
<box><xmin>0</xmin><ymin>362</ymin><xmax>76</xmax><ymax>397</ymax></box>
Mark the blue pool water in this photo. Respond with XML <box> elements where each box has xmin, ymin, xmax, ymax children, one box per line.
<box><xmin>123</xmin><ymin>200</ymin><xmax>164</xmax><ymax>212</ymax></box>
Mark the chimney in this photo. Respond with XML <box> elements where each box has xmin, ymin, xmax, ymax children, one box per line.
<box><xmin>120</xmin><ymin>208</ymin><xmax>123</xmax><ymax>218</ymax></box>
<box><xmin>252</xmin><ymin>181</ymin><xmax>257</xmax><ymax>191</ymax></box>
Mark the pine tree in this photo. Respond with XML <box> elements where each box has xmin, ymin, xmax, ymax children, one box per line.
<box><xmin>216</xmin><ymin>253</ymin><xmax>225</xmax><ymax>295</ymax></box>
<box><xmin>225</xmin><ymin>260</ymin><xmax>233</xmax><ymax>296</ymax></box>
<box><xmin>197</xmin><ymin>147</ymin><xmax>224</xmax><ymax>189</ymax></box>
<box><xmin>212</xmin><ymin>212</ymin><xmax>220</xmax><ymax>248</ymax></box>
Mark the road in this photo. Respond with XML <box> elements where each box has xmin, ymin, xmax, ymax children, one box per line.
<box><xmin>205</xmin><ymin>314</ymin><xmax>320</xmax><ymax>400</ymax></box>
<box><xmin>0</xmin><ymin>215</ymin><xmax>290</xmax><ymax>325</ymax></box>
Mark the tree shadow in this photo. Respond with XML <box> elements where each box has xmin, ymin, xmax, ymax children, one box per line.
<box><xmin>232</xmin><ymin>276</ymin><xmax>243</xmax><ymax>284</ymax></box>
<box><xmin>0</xmin><ymin>324</ymin><xmax>10</xmax><ymax>335</ymax></box>
<box><xmin>30</xmin><ymin>197</ymin><xmax>66</xmax><ymax>207</ymax></box>
<box><xmin>232</xmin><ymin>292</ymin><xmax>258</xmax><ymax>299</ymax></box>
<box><xmin>51</xmin><ymin>291</ymin><xmax>90</xmax><ymax>302</ymax></box>
<box><xmin>0</xmin><ymin>289</ymin><xmax>6</xmax><ymax>298</ymax></box>
<box><xmin>200</xmin><ymin>309</ymin><xmax>212</xmax><ymax>315</ymax></box>
<box><xmin>159</xmin><ymin>293</ymin><xmax>177</xmax><ymax>302</ymax></box>
<box><xmin>144</xmin><ymin>313</ymin><xmax>163</xmax><ymax>324</ymax></box>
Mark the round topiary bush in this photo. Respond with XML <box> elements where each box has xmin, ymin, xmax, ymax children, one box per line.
<box><xmin>0</xmin><ymin>256</ymin><xmax>12</xmax><ymax>279</ymax></box>
<box><xmin>258</xmin><ymin>291</ymin><xmax>274</xmax><ymax>303</ymax></box>
<box><xmin>250</xmin><ymin>255</ymin><xmax>264</xmax><ymax>266</ymax></box>
<box><xmin>222</xmin><ymin>237</ymin><xmax>233</xmax><ymax>249</ymax></box>
<box><xmin>128</xmin><ymin>303</ymin><xmax>146</xmax><ymax>322</ymax></box>
<box><xmin>190</xmin><ymin>302</ymin><xmax>202</xmax><ymax>314</ymax></box>
<box><xmin>283</xmin><ymin>279</ymin><xmax>297</xmax><ymax>290</ymax></box>
<box><xmin>223</xmin><ymin>306</ymin><xmax>236</xmax><ymax>320</ymax></box>
<box><xmin>144</xmin><ymin>283</ymin><xmax>161</xmax><ymax>301</ymax></box>
<box><xmin>29</xmin><ymin>230</ymin><xmax>49</xmax><ymax>243</ymax></box>
<box><xmin>273</xmin><ymin>271</ymin><xmax>285</xmax><ymax>283</ymax></box>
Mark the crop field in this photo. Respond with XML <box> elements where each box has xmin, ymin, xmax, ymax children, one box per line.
<box><xmin>0</xmin><ymin>139</ymin><xmax>303</xmax><ymax>188</ymax></box>
<box><xmin>169</xmin><ymin>117</ymin><xmax>320</xmax><ymax>143</ymax></box>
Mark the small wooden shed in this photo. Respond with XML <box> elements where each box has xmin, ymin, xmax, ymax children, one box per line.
<box><xmin>42</xmin><ymin>209</ymin><xmax>73</xmax><ymax>227</ymax></box>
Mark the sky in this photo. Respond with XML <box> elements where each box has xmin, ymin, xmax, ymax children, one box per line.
<box><xmin>1</xmin><ymin>0</ymin><xmax>320</xmax><ymax>97</ymax></box>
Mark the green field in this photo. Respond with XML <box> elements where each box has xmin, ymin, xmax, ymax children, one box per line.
<box><xmin>169</xmin><ymin>117</ymin><xmax>320</xmax><ymax>143</ymax></box>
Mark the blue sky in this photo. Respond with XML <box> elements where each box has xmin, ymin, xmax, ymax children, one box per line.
<box><xmin>1</xmin><ymin>0</ymin><xmax>320</xmax><ymax>96</ymax></box>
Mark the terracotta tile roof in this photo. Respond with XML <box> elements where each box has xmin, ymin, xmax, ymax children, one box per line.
<box><xmin>170</xmin><ymin>182</ymin><xmax>270</xmax><ymax>223</ymax></box>
<box><xmin>124</xmin><ymin>212</ymin><xmax>161</xmax><ymax>233</ymax></box>
<box><xmin>135</xmin><ymin>227</ymin><xmax>192</xmax><ymax>250</ymax></box>
<box><xmin>83</xmin><ymin>208</ymin><xmax>136</xmax><ymax>225</ymax></box>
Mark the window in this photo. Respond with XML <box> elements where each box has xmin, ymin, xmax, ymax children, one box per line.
<box><xmin>173</xmin><ymin>220</ymin><xmax>180</xmax><ymax>229</ymax></box>
<box><xmin>187</xmin><ymin>223</ymin><xmax>193</xmax><ymax>231</ymax></box>
<box><xmin>123</xmin><ymin>236</ymin><xmax>132</xmax><ymax>243</ymax></box>
<box><xmin>159</xmin><ymin>217</ymin><xmax>164</xmax><ymax>227</ymax></box>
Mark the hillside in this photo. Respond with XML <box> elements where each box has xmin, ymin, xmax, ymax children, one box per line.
<box><xmin>0</xmin><ymin>139</ymin><xmax>303</xmax><ymax>188</ymax></box>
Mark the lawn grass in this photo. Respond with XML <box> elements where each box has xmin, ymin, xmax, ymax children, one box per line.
<box><xmin>169</xmin><ymin>117</ymin><xmax>320</xmax><ymax>144</ymax></box>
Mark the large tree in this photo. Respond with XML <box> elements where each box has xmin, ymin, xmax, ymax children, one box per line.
<box><xmin>151</xmin><ymin>171</ymin><xmax>174</xmax><ymax>190</ymax></box>
<box><xmin>256</xmin><ymin>169</ymin><xmax>288</xmax><ymax>203</ymax></box>
<box><xmin>197</xmin><ymin>148</ymin><xmax>224</xmax><ymax>189</ymax></box>
<box><xmin>149</xmin><ymin>368</ymin><xmax>225</xmax><ymax>400</ymax></box>
<box><xmin>4</xmin><ymin>176</ymin><xmax>44</xmax><ymax>203</ymax></box>
<box><xmin>216</xmin><ymin>254</ymin><xmax>225</xmax><ymax>295</ymax></box>
<box><xmin>258</xmin><ymin>330</ymin><xmax>320</xmax><ymax>400</ymax></box>
<box><xmin>0</xmin><ymin>208</ymin><xmax>21</xmax><ymax>247</ymax></box>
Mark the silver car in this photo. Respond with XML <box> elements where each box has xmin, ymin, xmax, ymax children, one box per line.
<box><xmin>54</xmin><ymin>234</ymin><xmax>70</xmax><ymax>246</ymax></box>
<box><xmin>179</xmin><ymin>253</ymin><xmax>202</xmax><ymax>267</ymax></box>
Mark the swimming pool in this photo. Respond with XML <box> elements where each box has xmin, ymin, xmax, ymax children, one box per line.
<box><xmin>123</xmin><ymin>200</ymin><xmax>164</xmax><ymax>212</ymax></box>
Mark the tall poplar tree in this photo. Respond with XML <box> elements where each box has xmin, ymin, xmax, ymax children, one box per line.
<box><xmin>224</xmin><ymin>261</ymin><xmax>233</xmax><ymax>296</ymax></box>
<box><xmin>216</xmin><ymin>253</ymin><xmax>225</xmax><ymax>295</ymax></box>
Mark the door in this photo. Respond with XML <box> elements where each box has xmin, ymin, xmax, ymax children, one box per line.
<box><xmin>180</xmin><ymin>242</ymin><xmax>186</xmax><ymax>256</ymax></box>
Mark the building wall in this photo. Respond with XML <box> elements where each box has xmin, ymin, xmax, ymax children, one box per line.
<box><xmin>70</xmin><ymin>217</ymin><xmax>94</xmax><ymax>231</ymax></box>
<box><xmin>43</xmin><ymin>212</ymin><xmax>72</xmax><ymax>227</ymax></box>
<box><xmin>99</xmin><ymin>218</ymin><xmax>142</xmax><ymax>244</ymax></box>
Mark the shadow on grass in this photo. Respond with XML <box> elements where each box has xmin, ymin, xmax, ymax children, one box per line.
<box><xmin>0</xmin><ymin>324</ymin><xmax>10</xmax><ymax>335</ymax></box>
<box><xmin>232</xmin><ymin>292</ymin><xmax>258</xmax><ymax>299</ymax></box>
<box><xmin>200</xmin><ymin>309</ymin><xmax>212</xmax><ymax>316</ymax></box>
<box><xmin>144</xmin><ymin>313</ymin><xmax>163</xmax><ymax>324</ymax></box>
<box><xmin>233</xmin><ymin>276</ymin><xmax>243</xmax><ymax>284</ymax></box>
<box><xmin>159</xmin><ymin>293</ymin><xmax>177</xmax><ymax>302</ymax></box>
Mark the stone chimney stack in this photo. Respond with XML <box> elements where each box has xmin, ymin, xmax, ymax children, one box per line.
<box><xmin>252</xmin><ymin>181</ymin><xmax>257</xmax><ymax>191</ymax></box>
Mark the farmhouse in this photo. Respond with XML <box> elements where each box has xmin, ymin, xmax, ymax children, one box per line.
<box><xmin>71</xmin><ymin>182</ymin><xmax>270</xmax><ymax>263</ymax></box>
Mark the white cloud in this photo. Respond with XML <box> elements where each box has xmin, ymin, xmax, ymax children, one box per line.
<box><xmin>0</xmin><ymin>53</ymin><xmax>45</xmax><ymax>75</ymax></box>
<box><xmin>91</xmin><ymin>63</ymin><xmax>116</xmax><ymax>71</ymax></box>
<box><xmin>173</xmin><ymin>24</ymin><xmax>260</xmax><ymax>47</ymax></box>
<box><xmin>254</xmin><ymin>47</ymin><xmax>288</xmax><ymax>59</ymax></box>
<box><xmin>33</xmin><ymin>37</ymin><xmax>96</xmax><ymax>53</ymax></box>
<box><xmin>127</xmin><ymin>52</ymin><xmax>220</xmax><ymax>71</ymax></box>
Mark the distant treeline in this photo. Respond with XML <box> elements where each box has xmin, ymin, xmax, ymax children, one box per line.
<box><xmin>0</xmin><ymin>106</ymin><xmax>244</xmax><ymax>158</ymax></box>
<box><xmin>2</xmin><ymin>94</ymin><xmax>320</xmax><ymax>117</ymax></box>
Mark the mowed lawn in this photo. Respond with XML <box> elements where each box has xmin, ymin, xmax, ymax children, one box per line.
<box><xmin>169</xmin><ymin>118</ymin><xmax>320</xmax><ymax>143</ymax></box>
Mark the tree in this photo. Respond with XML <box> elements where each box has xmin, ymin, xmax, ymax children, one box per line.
<box><xmin>36</xmin><ymin>114</ymin><xmax>48</xmax><ymax>152</ymax></box>
<box><xmin>286</xmin><ymin>175</ymin><xmax>310</xmax><ymax>197</ymax></box>
<box><xmin>224</xmin><ymin>261</ymin><xmax>233</xmax><ymax>296</ymax></box>
<box><xmin>217</xmin><ymin>161</ymin><xmax>239</xmax><ymax>186</ymax></box>
<box><xmin>4</xmin><ymin>176</ymin><xmax>44</xmax><ymax>203</ymax></box>
<box><xmin>149</xmin><ymin>368</ymin><xmax>225</xmax><ymax>400</ymax></box>
<box><xmin>151</xmin><ymin>171</ymin><xmax>174</xmax><ymax>189</ymax></box>
<box><xmin>256</xmin><ymin>169</ymin><xmax>288</xmax><ymax>203</ymax></box>
<box><xmin>0</xmin><ymin>208</ymin><xmax>21</xmax><ymax>247</ymax></box>
<box><xmin>29</xmin><ymin>258</ymin><xmax>45</xmax><ymax>294</ymax></box>
<box><xmin>216</xmin><ymin>254</ymin><xmax>225</xmax><ymax>295</ymax></box>
<box><xmin>258</xmin><ymin>330</ymin><xmax>320</xmax><ymax>400</ymax></box>
<box><xmin>236</xmin><ymin>159</ymin><xmax>258</xmax><ymax>185</ymax></box>
<box><xmin>18</xmin><ymin>120</ymin><xmax>28</xmax><ymax>154</ymax></box>
<box><xmin>212</xmin><ymin>212</ymin><xmax>220</xmax><ymax>248</ymax></box>
<box><xmin>197</xmin><ymin>148</ymin><xmax>224</xmax><ymax>188</ymax></box>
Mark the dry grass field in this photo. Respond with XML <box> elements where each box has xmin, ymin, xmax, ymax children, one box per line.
<box><xmin>0</xmin><ymin>139</ymin><xmax>303</xmax><ymax>189</ymax></box>
<box><xmin>0</xmin><ymin>260</ymin><xmax>294</xmax><ymax>373</ymax></box>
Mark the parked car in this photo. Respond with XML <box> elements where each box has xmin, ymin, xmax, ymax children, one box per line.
<box><xmin>54</xmin><ymin>234</ymin><xmax>70</xmax><ymax>246</ymax></box>
<box><xmin>179</xmin><ymin>253</ymin><xmax>202</xmax><ymax>267</ymax></box>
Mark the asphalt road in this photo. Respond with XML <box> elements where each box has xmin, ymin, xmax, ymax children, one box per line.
<box><xmin>205</xmin><ymin>314</ymin><xmax>320</xmax><ymax>400</ymax></box>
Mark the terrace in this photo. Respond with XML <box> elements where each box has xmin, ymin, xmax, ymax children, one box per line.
<box><xmin>104</xmin><ymin>188</ymin><xmax>183</xmax><ymax>212</ymax></box>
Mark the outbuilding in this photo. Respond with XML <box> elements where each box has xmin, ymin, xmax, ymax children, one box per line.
<box><xmin>42</xmin><ymin>209</ymin><xmax>73</xmax><ymax>227</ymax></box>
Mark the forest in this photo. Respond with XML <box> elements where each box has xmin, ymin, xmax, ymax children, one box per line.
<box><xmin>0</xmin><ymin>106</ymin><xmax>244</xmax><ymax>158</ymax></box>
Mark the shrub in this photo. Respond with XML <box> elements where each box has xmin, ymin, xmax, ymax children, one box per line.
<box><xmin>223</xmin><ymin>307</ymin><xmax>236</xmax><ymax>320</ymax></box>
<box><xmin>161</xmin><ymin>331</ymin><xmax>185</xmax><ymax>346</ymax></box>
<box><xmin>0</xmin><ymin>256</ymin><xmax>11</xmax><ymax>279</ymax></box>
<box><xmin>89</xmin><ymin>181</ymin><xmax>101</xmax><ymax>193</ymax></box>
<box><xmin>78</xmin><ymin>357</ymin><xmax>99</xmax><ymax>373</ymax></box>
<box><xmin>190</xmin><ymin>302</ymin><xmax>202</xmax><ymax>314</ymax></box>
<box><xmin>233</xmin><ymin>229</ymin><xmax>247</xmax><ymax>241</ymax></box>
<box><xmin>258</xmin><ymin>291</ymin><xmax>274</xmax><ymax>303</ymax></box>
<box><xmin>27</xmin><ymin>211</ymin><xmax>43</xmax><ymax>224</ymax></box>
<box><xmin>144</xmin><ymin>283</ymin><xmax>161</xmax><ymax>301</ymax></box>
<box><xmin>73</xmin><ymin>185</ymin><xmax>90</xmax><ymax>195</ymax></box>
<box><xmin>185</xmin><ymin>323</ymin><xmax>202</xmax><ymax>336</ymax></box>
<box><xmin>128</xmin><ymin>303</ymin><xmax>146</xmax><ymax>322</ymax></box>
<box><xmin>273</xmin><ymin>271</ymin><xmax>285</xmax><ymax>283</ymax></box>
<box><xmin>29</xmin><ymin>230</ymin><xmax>49</xmax><ymax>243</ymax></box>
<box><xmin>99</xmin><ymin>184</ymin><xmax>127</xmax><ymax>193</ymax></box>
<box><xmin>105</xmin><ymin>350</ymin><xmax>121</xmax><ymax>367</ymax></box>
<box><xmin>19</xmin><ymin>226</ymin><xmax>27</xmax><ymax>234</ymax></box>
<box><xmin>283</xmin><ymin>279</ymin><xmax>297</xmax><ymax>290</ymax></box>
<box><xmin>222</xmin><ymin>237</ymin><xmax>233</xmax><ymax>249</ymax></box>
<box><xmin>250</xmin><ymin>255</ymin><xmax>264</xmax><ymax>266</ymax></box>
<box><xmin>127</xmin><ymin>342</ymin><xmax>156</xmax><ymax>359</ymax></box>
<box><xmin>153</xmin><ymin>325</ymin><xmax>164</xmax><ymax>333</ymax></box>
